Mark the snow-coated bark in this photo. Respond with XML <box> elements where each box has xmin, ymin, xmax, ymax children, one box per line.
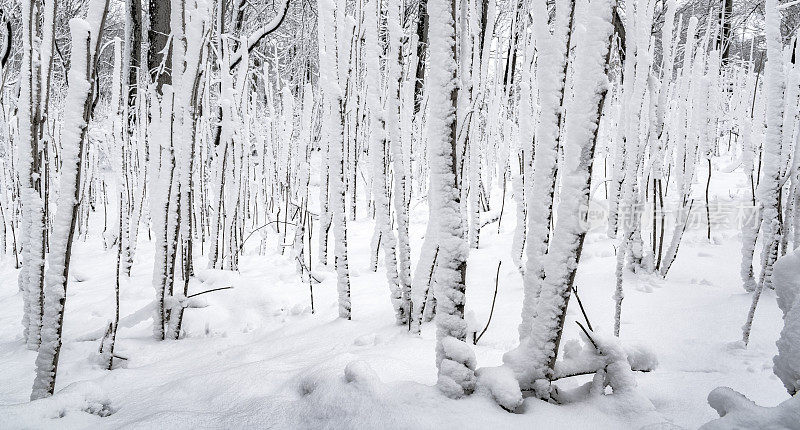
<box><xmin>294</xmin><ymin>84</ymin><xmax>314</xmax><ymax>275</ymax></box>
<box><xmin>148</xmin><ymin>88</ymin><xmax>175</xmax><ymax>341</ymax></box>
<box><xmin>166</xmin><ymin>0</ymin><xmax>208</xmax><ymax>339</ymax></box>
<box><xmin>660</xmin><ymin>16</ymin><xmax>699</xmax><ymax>279</ymax></box>
<box><xmin>364</xmin><ymin>0</ymin><xmax>402</xmax><ymax>324</ymax></box>
<box><xmin>410</xmin><ymin>228</ymin><xmax>438</xmax><ymax>334</ymax></box>
<box><xmin>743</xmin><ymin>0</ymin><xmax>785</xmax><ymax>345</ymax></box>
<box><xmin>754</xmin><ymin>0</ymin><xmax>785</xmax><ymax>293</ymax></box>
<box><xmin>511</xmin><ymin>32</ymin><xmax>535</xmax><ymax>276</ymax></box>
<box><xmin>772</xmin><ymin>251</ymin><xmax>800</xmax><ymax>395</ymax></box>
<box><xmin>616</xmin><ymin>0</ymin><xmax>654</xmax><ymax>277</ymax></box>
<box><xmin>517</xmin><ymin>0</ymin><xmax>573</xmax><ymax>343</ymax></box>
<box><xmin>740</xmin><ymin>103</ymin><xmax>758</xmax><ymax>292</ymax></box>
<box><xmin>504</xmin><ymin>0</ymin><xmax>615</xmax><ymax>388</ymax></box>
<box><xmin>386</xmin><ymin>0</ymin><xmax>413</xmax><ymax>322</ymax></box>
<box><xmin>18</xmin><ymin>0</ymin><xmax>46</xmax><ymax>351</ymax></box>
<box><xmin>32</xmin><ymin>8</ymin><xmax>107</xmax><ymax>399</ymax></box>
<box><xmin>427</xmin><ymin>0</ymin><xmax>476</xmax><ymax>398</ymax></box>
<box><xmin>318</xmin><ymin>135</ymin><xmax>332</xmax><ymax>266</ymax></box>
<box><xmin>318</xmin><ymin>0</ymin><xmax>351</xmax><ymax>319</ymax></box>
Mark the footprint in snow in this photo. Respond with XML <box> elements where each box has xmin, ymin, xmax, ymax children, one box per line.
<box><xmin>353</xmin><ymin>333</ymin><xmax>378</xmax><ymax>346</ymax></box>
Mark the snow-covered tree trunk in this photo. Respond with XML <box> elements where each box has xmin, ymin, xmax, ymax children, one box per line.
<box><xmin>294</xmin><ymin>84</ymin><xmax>314</xmax><ymax>275</ymax></box>
<box><xmin>18</xmin><ymin>0</ymin><xmax>46</xmax><ymax>352</ymax></box>
<box><xmin>149</xmin><ymin>89</ymin><xmax>175</xmax><ymax>341</ymax></box>
<box><xmin>743</xmin><ymin>0</ymin><xmax>785</xmax><ymax>345</ymax></box>
<box><xmin>613</xmin><ymin>0</ymin><xmax>655</xmax><ymax>332</ymax></box>
<box><xmin>504</xmin><ymin>0</ymin><xmax>615</xmax><ymax>390</ymax></box>
<box><xmin>319</xmin><ymin>0</ymin><xmax>351</xmax><ymax>320</ymax></box>
<box><xmin>385</xmin><ymin>0</ymin><xmax>413</xmax><ymax>323</ymax></box>
<box><xmin>427</xmin><ymin>0</ymin><xmax>476</xmax><ymax>399</ymax></box>
<box><xmin>166</xmin><ymin>0</ymin><xmax>208</xmax><ymax>340</ymax></box>
<box><xmin>364</xmin><ymin>0</ymin><xmax>402</xmax><ymax>323</ymax></box>
<box><xmin>660</xmin><ymin>16</ymin><xmax>700</xmax><ymax>279</ymax></box>
<box><xmin>754</xmin><ymin>0</ymin><xmax>784</xmax><ymax>293</ymax></box>
<box><xmin>32</xmin><ymin>3</ymin><xmax>108</xmax><ymax>398</ymax></box>
<box><xmin>740</xmin><ymin>106</ymin><xmax>758</xmax><ymax>292</ymax></box>
<box><xmin>318</xmin><ymin>133</ymin><xmax>331</xmax><ymax>266</ymax></box>
<box><xmin>517</xmin><ymin>0</ymin><xmax>574</xmax><ymax>343</ymax></box>
<box><xmin>509</xmin><ymin>28</ymin><xmax>534</xmax><ymax>276</ymax></box>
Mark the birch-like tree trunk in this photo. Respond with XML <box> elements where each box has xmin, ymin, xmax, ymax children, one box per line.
<box><xmin>743</xmin><ymin>0</ymin><xmax>784</xmax><ymax>345</ymax></box>
<box><xmin>364</xmin><ymin>0</ymin><xmax>402</xmax><ymax>323</ymax></box>
<box><xmin>504</xmin><ymin>0</ymin><xmax>615</xmax><ymax>391</ymax></box>
<box><xmin>427</xmin><ymin>0</ymin><xmax>476</xmax><ymax>399</ymax></box>
<box><xmin>517</xmin><ymin>0</ymin><xmax>574</xmax><ymax>343</ymax></box>
<box><xmin>319</xmin><ymin>0</ymin><xmax>351</xmax><ymax>320</ymax></box>
<box><xmin>32</xmin><ymin>1</ymin><xmax>109</xmax><ymax>398</ymax></box>
<box><xmin>19</xmin><ymin>0</ymin><xmax>47</xmax><ymax>352</ymax></box>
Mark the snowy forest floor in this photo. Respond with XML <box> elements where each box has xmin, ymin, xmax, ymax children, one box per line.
<box><xmin>0</xmin><ymin>155</ymin><xmax>790</xmax><ymax>429</ymax></box>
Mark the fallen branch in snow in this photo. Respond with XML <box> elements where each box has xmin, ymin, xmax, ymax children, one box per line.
<box><xmin>77</xmin><ymin>287</ymin><xmax>232</xmax><ymax>341</ymax></box>
<box><xmin>77</xmin><ymin>301</ymin><xmax>155</xmax><ymax>341</ymax></box>
<box><xmin>551</xmin><ymin>366</ymin><xmax>652</xmax><ymax>381</ymax></box>
<box><xmin>551</xmin><ymin>337</ymin><xmax>656</xmax><ymax>382</ymax></box>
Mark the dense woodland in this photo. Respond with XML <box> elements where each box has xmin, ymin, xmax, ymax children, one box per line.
<box><xmin>1</xmin><ymin>0</ymin><xmax>800</xmax><ymax>427</ymax></box>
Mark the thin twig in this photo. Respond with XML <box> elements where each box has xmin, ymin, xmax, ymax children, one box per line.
<box><xmin>295</xmin><ymin>256</ymin><xmax>322</xmax><ymax>283</ymax></box>
<box><xmin>186</xmin><ymin>286</ymin><xmax>233</xmax><ymax>299</ymax></box>
<box><xmin>576</xmin><ymin>320</ymin><xmax>598</xmax><ymax>350</ymax></box>
<box><xmin>239</xmin><ymin>220</ymin><xmax>297</xmax><ymax>252</ymax></box>
<box><xmin>475</xmin><ymin>261</ymin><xmax>502</xmax><ymax>345</ymax></box>
<box><xmin>571</xmin><ymin>285</ymin><xmax>593</xmax><ymax>331</ymax></box>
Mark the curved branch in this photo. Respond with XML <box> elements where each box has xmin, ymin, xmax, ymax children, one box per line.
<box><xmin>228</xmin><ymin>0</ymin><xmax>291</xmax><ymax>70</ymax></box>
<box><xmin>238</xmin><ymin>220</ymin><xmax>297</xmax><ymax>252</ymax></box>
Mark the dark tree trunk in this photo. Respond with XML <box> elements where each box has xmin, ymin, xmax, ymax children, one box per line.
<box><xmin>413</xmin><ymin>0</ymin><xmax>429</xmax><ymax>115</ymax></box>
<box><xmin>148</xmin><ymin>0</ymin><xmax>171</xmax><ymax>93</ymax></box>
<box><xmin>127</xmin><ymin>0</ymin><xmax>142</xmax><ymax>108</ymax></box>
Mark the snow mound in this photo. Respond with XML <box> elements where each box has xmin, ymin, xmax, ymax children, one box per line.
<box><xmin>0</xmin><ymin>381</ymin><xmax>113</xmax><ymax>427</ymax></box>
<box><xmin>624</xmin><ymin>343</ymin><xmax>658</xmax><ymax>372</ymax></box>
<box><xmin>344</xmin><ymin>360</ymin><xmax>381</xmax><ymax>393</ymax></box>
<box><xmin>773</xmin><ymin>251</ymin><xmax>800</xmax><ymax>395</ymax></box>
<box><xmin>701</xmin><ymin>387</ymin><xmax>800</xmax><ymax>429</ymax></box>
<box><xmin>475</xmin><ymin>366</ymin><xmax>523</xmax><ymax>411</ymax></box>
<box><xmin>555</xmin><ymin>338</ymin><xmax>658</xmax><ymax>380</ymax></box>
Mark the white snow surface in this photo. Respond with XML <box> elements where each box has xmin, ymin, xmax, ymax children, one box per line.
<box><xmin>0</xmin><ymin>153</ymin><xmax>790</xmax><ymax>428</ymax></box>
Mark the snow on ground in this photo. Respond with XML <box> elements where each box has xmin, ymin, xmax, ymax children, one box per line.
<box><xmin>0</xmin><ymin>155</ymin><xmax>790</xmax><ymax>428</ymax></box>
